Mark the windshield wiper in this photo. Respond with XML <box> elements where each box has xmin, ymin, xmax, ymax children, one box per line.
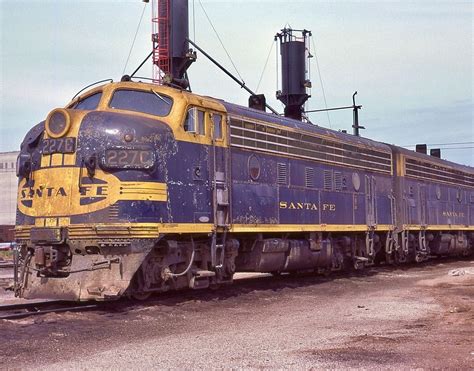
<box><xmin>151</xmin><ymin>90</ymin><xmax>170</xmax><ymax>105</ymax></box>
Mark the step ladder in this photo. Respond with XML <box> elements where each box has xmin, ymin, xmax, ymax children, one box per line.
<box><xmin>210</xmin><ymin>122</ymin><xmax>231</xmax><ymax>270</ymax></box>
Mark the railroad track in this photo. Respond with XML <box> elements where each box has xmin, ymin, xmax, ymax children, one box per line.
<box><xmin>0</xmin><ymin>300</ymin><xmax>100</xmax><ymax>320</ymax></box>
<box><xmin>0</xmin><ymin>261</ymin><xmax>14</xmax><ymax>269</ymax></box>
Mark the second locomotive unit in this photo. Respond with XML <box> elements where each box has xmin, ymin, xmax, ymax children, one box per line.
<box><xmin>14</xmin><ymin>1</ymin><xmax>473</xmax><ymax>301</ymax></box>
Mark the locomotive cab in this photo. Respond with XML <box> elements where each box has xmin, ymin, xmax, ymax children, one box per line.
<box><xmin>15</xmin><ymin>81</ymin><xmax>231</xmax><ymax>300</ymax></box>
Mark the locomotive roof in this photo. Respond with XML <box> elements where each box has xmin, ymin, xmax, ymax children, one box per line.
<box><xmin>73</xmin><ymin>81</ymin><xmax>472</xmax><ymax>173</ymax></box>
<box><xmin>220</xmin><ymin>101</ymin><xmax>473</xmax><ymax>174</ymax></box>
<box><xmin>389</xmin><ymin>144</ymin><xmax>473</xmax><ymax>174</ymax></box>
<box><xmin>221</xmin><ymin>100</ymin><xmax>392</xmax><ymax>153</ymax></box>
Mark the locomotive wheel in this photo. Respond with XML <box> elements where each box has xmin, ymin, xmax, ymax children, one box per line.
<box><xmin>130</xmin><ymin>263</ymin><xmax>152</xmax><ymax>300</ymax></box>
<box><xmin>132</xmin><ymin>291</ymin><xmax>152</xmax><ymax>301</ymax></box>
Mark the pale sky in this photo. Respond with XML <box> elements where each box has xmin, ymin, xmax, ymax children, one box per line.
<box><xmin>1</xmin><ymin>0</ymin><xmax>473</xmax><ymax>165</ymax></box>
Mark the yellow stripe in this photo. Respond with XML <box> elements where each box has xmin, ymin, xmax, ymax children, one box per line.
<box><xmin>404</xmin><ymin>224</ymin><xmax>474</xmax><ymax>231</ymax></box>
<box><xmin>18</xmin><ymin>168</ymin><xmax>168</xmax><ymax>217</ymax></box>
<box><xmin>230</xmin><ymin>224</ymin><xmax>393</xmax><ymax>233</ymax></box>
<box><xmin>15</xmin><ymin>222</ymin><xmax>474</xmax><ymax>241</ymax></box>
<box><xmin>118</xmin><ymin>182</ymin><xmax>167</xmax><ymax>202</ymax></box>
<box><xmin>397</xmin><ymin>153</ymin><xmax>405</xmax><ymax>177</ymax></box>
<box><xmin>68</xmin><ymin>223</ymin><xmax>214</xmax><ymax>239</ymax></box>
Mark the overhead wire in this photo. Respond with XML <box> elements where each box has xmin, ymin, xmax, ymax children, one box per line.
<box><xmin>402</xmin><ymin>141</ymin><xmax>474</xmax><ymax>147</ymax></box>
<box><xmin>256</xmin><ymin>40</ymin><xmax>275</xmax><ymax>92</ymax></box>
<box><xmin>306</xmin><ymin>35</ymin><xmax>311</xmax><ymax>117</ymax></box>
<box><xmin>192</xmin><ymin>0</ymin><xmax>196</xmax><ymax>42</ymax></box>
<box><xmin>311</xmin><ymin>37</ymin><xmax>331</xmax><ymax>128</ymax></box>
<box><xmin>122</xmin><ymin>2</ymin><xmax>148</xmax><ymax>76</ymax></box>
<box><xmin>197</xmin><ymin>0</ymin><xmax>245</xmax><ymax>84</ymax></box>
<box><xmin>436</xmin><ymin>147</ymin><xmax>474</xmax><ymax>150</ymax></box>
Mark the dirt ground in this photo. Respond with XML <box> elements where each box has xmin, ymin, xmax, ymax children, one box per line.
<box><xmin>0</xmin><ymin>259</ymin><xmax>473</xmax><ymax>369</ymax></box>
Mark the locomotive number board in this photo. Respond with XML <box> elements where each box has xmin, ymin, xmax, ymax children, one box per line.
<box><xmin>104</xmin><ymin>148</ymin><xmax>155</xmax><ymax>169</ymax></box>
<box><xmin>42</xmin><ymin>137</ymin><xmax>76</xmax><ymax>154</ymax></box>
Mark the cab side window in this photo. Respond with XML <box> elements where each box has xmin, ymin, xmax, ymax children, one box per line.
<box><xmin>213</xmin><ymin>114</ymin><xmax>223</xmax><ymax>140</ymax></box>
<box><xmin>184</xmin><ymin>107</ymin><xmax>205</xmax><ymax>135</ymax></box>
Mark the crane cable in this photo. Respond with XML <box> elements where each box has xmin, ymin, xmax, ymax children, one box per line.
<box><xmin>122</xmin><ymin>2</ymin><xmax>148</xmax><ymax>76</ymax></box>
<box><xmin>197</xmin><ymin>0</ymin><xmax>245</xmax><ymax>84</ymax></box>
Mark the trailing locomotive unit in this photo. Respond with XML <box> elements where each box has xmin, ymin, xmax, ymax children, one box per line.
<box><xmin>14</xmin><ymin>1</ymin><xmax>473</xmax><ymax>301</ymax></box>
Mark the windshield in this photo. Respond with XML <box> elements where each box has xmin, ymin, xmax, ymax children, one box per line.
<box><xmin>70</xmin><ymin>92</ymin><xmax>102</xmax><ymax>110</ymax></box>
<box><xmin>109</xmin><ymin>89</ymin><xmax>173</xmax><ymax>117</ymax></box>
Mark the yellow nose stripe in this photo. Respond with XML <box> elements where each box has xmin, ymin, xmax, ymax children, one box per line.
<box><xmin>18</xmin><ymin>167</ymin><xmax>167</xmax><ymax>217</ymax></box>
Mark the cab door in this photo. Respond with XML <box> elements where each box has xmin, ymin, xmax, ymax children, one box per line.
<box><xmin>209</xmin><ymin>112</ymin><xmax>230</xmax><ymax>227</ymax></box>
<box><xmin>365</xmin><ymin>175</ymin><xmax>377</xmax><ymax>227</ymax></box>
<box><xmin>419</xmin><ymin>184</ymin><xmax>427</xmax><ymax>226</ymax></box>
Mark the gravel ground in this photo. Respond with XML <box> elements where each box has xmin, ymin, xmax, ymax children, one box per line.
<box><xmin>1</xmin><ymin>259</ymin><xmax>473</xmax><ymax>369</ymax></box>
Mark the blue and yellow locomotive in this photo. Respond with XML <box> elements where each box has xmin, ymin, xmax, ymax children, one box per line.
<box><xmin>13</xmin><ymin>1</ymin><xmax>474</xmax><ymax>301</ymax></box>
<box><xmin>14</xmin><ymin>80</ymin><xmax>474</xmax><ymax>301</ymax></box>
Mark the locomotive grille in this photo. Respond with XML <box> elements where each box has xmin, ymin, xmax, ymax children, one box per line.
<box><xmin>334</xmin><ymin>171</ymin><xmax>343</xmax><ymax>191</ymax></box>
<box><xmin>229</xmin><ymin>118</ymin><xmax>392</xmax><ymax>174</ymax></box>
<box><xmin>277</xmin><ymin>163</ymin><xmax>288</xmax><ymax>185</ymax></box>
<box><xmin>405</xmin><ymin>158</ymin><xmax>474</xmax><ymax>188</ymax></box>
<box><xmin>108</xmin><ymin>204</ymin><xmax>120</xmax><ymax>222</ymax></box>
<box><xmin>305</xmin><ymin>167</ymin><xmax>315</xmax><ymax>188</ymax></box>
<box><xmin>324</xmin><ymin>170</ymin><xmax>332</xmax><ymax>190</ymax></box>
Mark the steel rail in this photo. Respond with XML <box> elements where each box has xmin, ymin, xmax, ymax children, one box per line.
<box><xmin>0</xmin><ymin>261</ymin><xmax>14</xmax><ymax>269</ymax></box>
<box><xmin>0</xmin><ymin>300</ymin><xmax>100</xmax><ymax>320</ymax></box>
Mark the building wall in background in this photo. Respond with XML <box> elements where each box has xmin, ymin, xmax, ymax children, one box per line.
<box><xmin>0</xmin><ymin>151</ymin><xmax>19</xmax><ymax>225</ymax></box>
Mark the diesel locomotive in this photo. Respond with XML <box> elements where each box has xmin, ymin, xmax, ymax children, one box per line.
<box><xmin>13</xmin><ymin>1</ymin><xmax>474</xmax><ymax>301</ymax></box>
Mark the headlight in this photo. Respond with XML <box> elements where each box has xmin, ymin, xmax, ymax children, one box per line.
<box><xmin>45</xmin><ymin>108</ymin><xmax>71</xmax><ymax>138</ymax></box>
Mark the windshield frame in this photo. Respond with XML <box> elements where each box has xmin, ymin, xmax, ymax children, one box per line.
<box><xmin>68</xmin><ymin>91</ymin><xmax>103</xmax><ymax>110</ymax></box>
<box><xmin>108</xmin><ymin>88</ymin><xmax>174</xmax><ymax>118</ymax></box>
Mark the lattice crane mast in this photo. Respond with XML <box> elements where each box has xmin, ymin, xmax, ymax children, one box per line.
<box><xmin>151</xmin><ymin>0</ymin><xmax>196</xmax><ymax>87</ymax></box>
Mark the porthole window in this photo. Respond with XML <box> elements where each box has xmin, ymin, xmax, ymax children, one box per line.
<box><xmin>248</xmin><ymin>155</ymin><xmax>261</xmax><ymax>181</ymax></box>
<box><xmin>352</xmin><ymin>173</ymin><xmax>360</xmax><ymax>191</ymax></box>
<box><xmin>435</xmin><ymin>185</ymin><xmax>441</xmax><ymax>200</ymax></box>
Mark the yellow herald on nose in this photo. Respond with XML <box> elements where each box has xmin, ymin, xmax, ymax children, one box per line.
<box><xmin>18</xmin><ymin>167</ymin><xmax>167</xmax><ymax>217</ymax></box>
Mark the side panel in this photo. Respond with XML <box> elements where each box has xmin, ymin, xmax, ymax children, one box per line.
<box><xmin>230</xmin><ymin>147</ymin><xmax>393</xmax><ymax>230</ymax></box>
<box><xmin>392</xmin><ymin>150</ymin><xmax>473</xmax><ymax>228</ymax></box>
